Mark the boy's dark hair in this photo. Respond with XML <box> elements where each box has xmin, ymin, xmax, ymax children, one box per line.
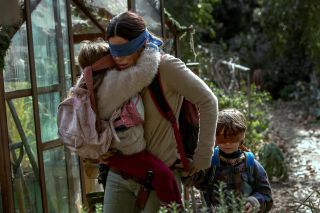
<box><xmin>106</xmin><ymin>11</ymin><xmax>146</xmax><ymax>41</ymax></box>
<box><xmin>216</xmin><ymin>108</ymin><xmax>247</xmax><ymax>138</ymax></box>
<box><xmin>78</xmin><ymin>39</ymin><xmax>109</xmax><ymax>69</ymax></box>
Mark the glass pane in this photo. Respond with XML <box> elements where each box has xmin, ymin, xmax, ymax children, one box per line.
<box><xmin>31</xmin><ymin>0</ymin><xmax>71</xmax><ymax>89</ymax></box>
<box><xmin>88</xmin><ymin>0</ymin><xmax>127</xmax><ymax>26</ymax></box>
<box><xmin>71</xmin><ymin>2</ymin><xmax>102</xmax><ymax>35</ymax></box>
<box><xmin>30</xmin><ymin>0</ymin><xmax>38</xmax><ymax>7</ymax></box>
<box><xmin>6</xmin><ymin>97</ymin><xmax>43</xmax><ymax>212</ymax></box>
<box><xmin>65</xmin><ymin>152</ymin><xmax>82</xmax><ymax>213</ymax></box>
<box><xmin>4</xmin><ymin>23</ymin><xmax>31</xmax><ymax>92</ymax></box>
<box><xmin>31</xmin><ymin>0</ymin><xmax>60</xmax><ymax>87</ymax></box>
<box><xmin>136</xmin><ymin>0</ymin><xmax>162</xmax><ymax>36</ymax></box>
<box><xmin>91</xmin><ymin>0</ymin><xmax>127</xmax><ymax>16</ymax></box>
<box><xmin>59</xmin><ymin>0</ymin><xmax>72</xmax><ymax>91</ymax></box>
<box><xmin>38</xmin><ymin>92</ymin><xmax>60</xmax><ymax>142</ymax></box>
<box><xmin>32</xmin><ymin>0</ymin><xmax>72</xmax><ymax>141</ymax></box>
<box><xmin>71</xmin><ymin>0</ymin><xmax>127</xmax><ymax>35</ymax></box>
<box><xmin>44</xmin><ymin>146</ymin><xmax>69</xmax><ymax>212</ymax></box>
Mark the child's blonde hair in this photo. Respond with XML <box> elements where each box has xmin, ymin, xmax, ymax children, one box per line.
<box><xmin>216</xmin><ymin>108</ymin><xmax>247</xmax><ymax>138</ymax></box>
<box><xmin>76</xmin><ymin>39</ymin><xmax>109</xmax><ymax>89</ymax></box>
<box><xmin>78</xmin><ymin>39</ymin><xmax>109</xmax><ymax>69</ymax></box>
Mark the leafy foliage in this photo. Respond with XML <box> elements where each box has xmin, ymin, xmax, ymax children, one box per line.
<box><xmin>164</xmin><ymin>6</ymin><xmax>271</xmax><ymax>151</ymax></box>
<box><xmin>6</xmin><ymin>95</ymin><xmax>35</xmax><ymax>144</ymax></box>
<box><xmin>293</xmin><ymin>190</ymin><xmax>320</xmax><ymax>213</ymax></box>
<box><xmin>217</xmin><ymin>0</ymin><xmax>320</xmax><ymax>99</ymax></box>
<box><xmin>258</xmin><ymin>143</ymin><xmax>288</xmax><ymax>181</ymax></box>
<box><xmin>164</xmin><ymin>0</ymin><xmax>219</xmax><ymax>62</ymax></box>
<box><xmin>208</xmin><ymin>83</ymin><xmax>271</xmax><ymax>152</ymax></box>
<box><xmin>166</xmin><ymin>0</ymin><xmax>320</xmax><ymax>100</ymax></box>
<box><xmin>213</xmin><ymin>182</ymin><xmax>259</xmax><ymax>213</ymax></box>
<box><xmin>80</xmin><ymin>203</ymin><xmax>102</xmax><ymax>213</ymax></box>
<box><xmin>159</xmin><ymin>202</ymin><xmax>183</xmax><ymax>213</ymax></box>
<box><xmin>257</xmin><ymin>0</ymin><xmax>320</xmax><ymax>99</ymax></box>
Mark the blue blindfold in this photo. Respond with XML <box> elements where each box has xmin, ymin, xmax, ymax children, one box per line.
<box><xmin>109</xmin><ymin>30</ymin><xmax>162</xmax><ymax>57</ymax></box>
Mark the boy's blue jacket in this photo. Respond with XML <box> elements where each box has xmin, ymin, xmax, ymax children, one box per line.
<box><xmin>183</xmin><ymin>147</ymin><xmax>273</xmax><ymax>212</ymax></box>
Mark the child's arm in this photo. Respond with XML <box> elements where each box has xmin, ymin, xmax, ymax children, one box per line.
<box><xmin>246</xmin><ymin>160</ymin><xmax>273</xmax><ymax>212</ymax></box>
<box><xmin>97</xmin><ymin>47</ymin><xmax>160</xmax><ymax>120</ymax></box>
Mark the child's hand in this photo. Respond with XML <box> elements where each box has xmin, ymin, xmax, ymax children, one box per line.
<box><xmin>244</xmin><ymin>202</ymin><xmax>253</xmax><ymax>213</ymax></box>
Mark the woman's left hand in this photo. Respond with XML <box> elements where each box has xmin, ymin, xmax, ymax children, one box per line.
<box><xmin>176</xmin><ymin>158</ymin><xmax>200</xmax><ymax>177</ymax></box>
<box><xmin>187</xmin><ymin>161</ymin><xmax>201</xmax><ymax>176</ymax></box>
<box><xmin>176</xmin><ymin>158</ymin><xmax>200</xmax><ymax>176</ymax></box>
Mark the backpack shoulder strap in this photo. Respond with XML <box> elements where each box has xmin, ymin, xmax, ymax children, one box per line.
<box><xmin>148</xmin><ymin>72</ymin><xmax>189</xmax><ymax>171</ymax></box>
<box><xmin>244</xmin><ymin>151</ymin><xmax>255</xmax><ymax>176</ymax></box>
<box><xmin>211</xmin><ymin>147</ymin><xmax>220</xmax><ymax>167</ymax></box>
<box><xmin>208</xmin><ymin>147</ymin><xmax>220</xmax><ymax>185</ymax></box>
<box><xmin>83</xmin><ymin>54</ymin><xmax>114</xmax><ymax>132</ymax></box>
<box><xmin>148</xmin><ymin>73</ymin><xmax>173</xmax><ymax>120</ymax></box>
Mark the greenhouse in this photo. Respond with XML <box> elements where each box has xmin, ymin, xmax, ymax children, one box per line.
<box><xmin>2</xmin><ymin>0</ymin><xmax>320</xmax><ymax>212</ymax></box>
<box><xmin>0</xmin><ymin>0</ymin><xmax>182</xmax><ymax>212</ymax></box>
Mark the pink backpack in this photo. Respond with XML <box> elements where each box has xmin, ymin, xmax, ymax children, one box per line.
<box><xmin>57</xmin><ymin>54</ymin><xmax>116</xmax><ymax>159</ymax></box>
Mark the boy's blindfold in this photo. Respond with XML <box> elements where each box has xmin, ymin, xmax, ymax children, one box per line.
<box><xmin>216</xmin><ymin>132</ymin><xmax>245</xmax><ymax>144</ymax></box>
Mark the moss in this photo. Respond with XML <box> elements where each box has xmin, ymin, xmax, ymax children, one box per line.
<box><xmin>0</xmin><ymin>27</ymin><xmax>11</xmax><ymax>70</ymax></box>
<box><xmin>164</xmin><ymin>8</ymin><xmax>191</xmax><ymax>35</ymax></box>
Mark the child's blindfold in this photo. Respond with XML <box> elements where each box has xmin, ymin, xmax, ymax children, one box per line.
<box><xmin>216</xmin><ymin>132</ymin><xmax>245</xmax><ymax>144</ymax></box>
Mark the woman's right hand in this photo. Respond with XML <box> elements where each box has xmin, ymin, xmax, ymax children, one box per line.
<box><xmin>176</xmin><ymin>158</ymin><xmax>198</xmax><ymax>176</ymax></box>
<box><xmin>186</xmin><ymin>161</ymin><xmax>202</xmax><ymax>176</ymax></box>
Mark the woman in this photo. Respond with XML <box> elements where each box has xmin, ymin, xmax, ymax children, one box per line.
<box><xmin>102</xmin><ymin>11</ymin><xmax>218</xmax><ymax>212</ymax></box>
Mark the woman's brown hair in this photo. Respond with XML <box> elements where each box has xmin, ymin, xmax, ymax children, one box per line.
<box><xmin>106</xmin><ymin>11</ymin><xmax>146</xmax><ymax>41</ymax></box>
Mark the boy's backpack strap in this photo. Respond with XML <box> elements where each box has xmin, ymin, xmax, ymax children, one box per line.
<box><xmin>208</xmin><ymin>147</ymin><xmax>220</xmax><ymax>185</ymax></box>
<box><xmin>211</xmin><ymin>147</ymin><xmax>220</xmax><ymax>167</ymax></box>
<box><xmin>244</xmin><ymin>151</ymin><xmax>255</xmax><ymax>184</ymax></box>
<box><xmin>148</xmin><ymin>72</ymin><xmax>189</xmax><ymax>172</ymax></box>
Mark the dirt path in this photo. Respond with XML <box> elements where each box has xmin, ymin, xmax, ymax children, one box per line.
<box><xmin>267</xmin><ymin>100</ymin><xmax>320</xmax><ymax>212</ymax></box>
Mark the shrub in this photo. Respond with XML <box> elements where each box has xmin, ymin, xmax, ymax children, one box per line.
<box><xmin>258</xmin><ymin>143</ymin><xmax>288</xmax><ymax>181</ymax></box>
<box><xmin>208</xmin><ymin>83</ymin><xmax>271</xmax><ymax>152</ymax></box>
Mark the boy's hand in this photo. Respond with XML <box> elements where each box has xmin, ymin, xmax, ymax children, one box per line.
<box><xmin>245</xmin><ymin>196</ymin><xmax>260</xmax><ymax>212</ymax></box>
<box><xmin>244</xmin><ymin>202</ymin><xmax>253</xmax><ymax>213</ymax></box>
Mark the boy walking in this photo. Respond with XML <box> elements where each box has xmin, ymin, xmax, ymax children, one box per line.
<box><xmin>184</xmin><ymin>108</ymin><xmax>273</xmax><ymax>212</ymax></box>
